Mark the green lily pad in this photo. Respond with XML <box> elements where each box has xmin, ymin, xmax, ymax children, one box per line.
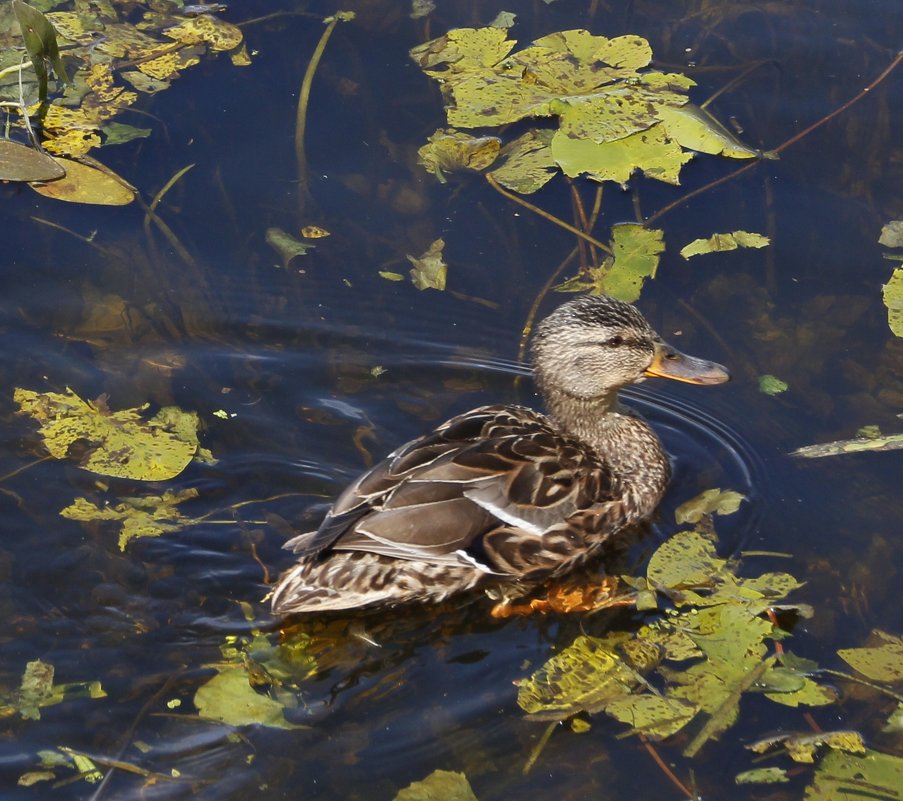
<box><xmin>604</xmin><ymin>224</ymin><xmax>664</xmax><ymax>302</ymax></box>
<box><xmin>736</xmin><ymin>767</ymin><xmax>789</xmax><ymax>785</ymax></box>
<box><xmin>194</xmin><ymin>666</ymin><xmax>305</xmax><ymax>730</ymax></box>
<box><xmin>417</xmin><ymin>128</ymin><xmax>500</xmax><ymax>181</ymax></box>
<box><xmin>657</xmin><ymin>104</ymin><xmax>759</xmax><ymax>158</ymax></box>
<box><xmin>488</xmin><ymin>129</ymin><xmax>556</xmax><ymax>194</ymax></box>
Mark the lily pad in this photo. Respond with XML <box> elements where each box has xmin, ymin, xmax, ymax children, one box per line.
<box><xmin>0</xmin><ymin>139</ymin><xmax>65</xmax><ymax>182</ymax></box>
<box><xmin>657</xmin><ymin>104</ymin><xmax>760</xmax><ymax>158</ymax></box>
<box><xmin>878</xmin><ymin>220</ymin><xmax>903</xmax><ymax>248</ymax></box>
<box><xmin>14</xmin><ymin>387</ymin><xmax>202</xmax><ymax>480</ymax></box>
<box><xmin>838</xmin><ymin>629</ymin><xmax>903</xmax><ymax>683</ymax></box>
<box><xmin>804</xmin><ymin>748</ymin><xmax>903</xmax><ymax>801</ymax></box>
<box><xmin>29</xmin><ymin>157</ymin><xmax>135</xmax><ymax>204</ymax></box>
<box><xmin>736</xmin><ymin>767</ymin><xmax>789</xmax><ymax>785</ymax></box>
<box><xmin>418</xmin><ymin>129</ymin><xmax>500</xmax><ymax>181</ymax></box>
<box><xmin>758</xmin><ymin>374</ymin><xmax>789</xmax><ymax>395</ymax></box>
<box><xmin>488</xmin><ymin>129</ymin><xmax>556</xmax><ymax>194</ymax></box>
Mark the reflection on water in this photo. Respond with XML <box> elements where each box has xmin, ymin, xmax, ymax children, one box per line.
<box><xmin>1</xmin><ymin>0</ymin><xmax>902</xmax><ymax>799</ymax></box>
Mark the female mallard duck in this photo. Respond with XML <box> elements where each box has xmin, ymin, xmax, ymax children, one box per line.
<box><xmin>271</xmin><ymin>295</ymin><xmax>729</xmax><ymax>616</ymax></box>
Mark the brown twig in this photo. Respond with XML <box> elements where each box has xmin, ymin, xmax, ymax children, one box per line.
<box><xmin>646</xmin><ymin>48</ymin><xmax>903</xmax><ymax>226</ymax></box>
<box><xmin>640</xmin><ymin>735</ymin><xmax>695</xmax><ymax>798</ymax></box>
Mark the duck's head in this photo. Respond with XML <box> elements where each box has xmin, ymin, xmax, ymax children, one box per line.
<box><xmin>532</xmin><ymin>295</ymin><xmax>729</xmax><ymax>404</ymax></box>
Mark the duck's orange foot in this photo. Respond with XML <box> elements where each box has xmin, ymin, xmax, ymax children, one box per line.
<box><xmin>489</xmin><ymin>576</ymin><xmax>634</xmax><ymax>618</ymax></box>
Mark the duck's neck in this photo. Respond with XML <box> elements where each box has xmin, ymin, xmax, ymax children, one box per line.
<box><xmin>543</xmin><ymin>387</ymin><xmax>671</xmax><ymax>521</ymax></box>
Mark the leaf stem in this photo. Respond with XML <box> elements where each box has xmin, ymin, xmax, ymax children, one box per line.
<box><xmin>646</xmin><ymin>48</ymin><xmax>903</xmax><ymax>226</ymax></box>
<box><xmin>485</xmin><ymin>173</ymin><xmax>613</xmax><ymax>256</ymax></box>
<box><xmin>296</xmin><ymin>14</ymin><xmax>345</xmax><ymax>219</ymax></box>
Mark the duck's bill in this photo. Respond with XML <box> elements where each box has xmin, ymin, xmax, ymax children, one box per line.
<box><xmin>644</xmin><ymin>342</ymin><xmax>730</xmax><ymax>385</ymax></box>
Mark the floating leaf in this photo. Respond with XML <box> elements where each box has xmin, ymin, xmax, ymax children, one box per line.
<box><xmin>647</xmin><ymin>529</ymin><xmax>726</xmax><ymax>589</ymax></box>
<box><xmin>748</xmin><ymin>730</ymin><xmax>865</xmax><ymax>764</ymax></box>
<box><xmin>408</xmin><ymin>238</ymin><xmax>447</xmax><ymax>291</ymax></box>
<box><xmin>0</xmin><ymin>659</ymin><xmax>106</xmax><ymax>721</ymax></box>
<box><xmin>680</xmin><ymin>230</ymin><xmax>770</xmax><ymax>259</ymax></box>
<box><xmin>488</xmin><ymin>129</ymin><xmax>556</xmax><ymax>194</ymax></box>
<box><xmin>266</xmin><ymin>227</ymin><xmax>315</xmax><ymax>267</ymax></box>
<box><xmin>878</xmin><ymin>220</ymin><xmax>903</xmax><ymax>248</ymax></box>
<box><xmin>804</xmin><ymin>748</ymin><xmax>903</xmax><ymax>801</ymax></box>
<box><xmin>392</xmin><ymin>770</ymin><xmax>479</xmax><ymax>801</ymax></box>
<box><xmin>29</xmin><ymin>158</ymin><xmax>135</xmax><ymax>204</ymax></box>
<box><xmin>791</xmin><ymin>432</ymin><xmax>903</xmax><ymax>458</ymax></box>
<box><xmin>604</xmin><ymin>224</ymin><xmax>664</xmax><ymax>302</ymax></box>
<box><xmin>61</xmin><ymin>489</ymin><xmax>199</xmax><ymax>550</ymax></box>
<box><xmin>418</xmin><ymin>129</ymin><xmax>500</xmax><ymax>181</ymax></box>
<box><xmin>758</xmin><ymin>374</ymin><xmax>788</xmax><ymax>395</ymax></box>
<box><xmin>838</xmin><ymin>630</ymin><xmax>903</xmax><ymax>683</ymax></box>
<box><xmin>14</xmin><ymin>387</ymin><xmax>201</xmax><ymax>480</ymax></box>
<box><xmin>301</xmin><ymin>225</ymin><xmax>331</xmax><ymax>238</ymax></box>
<box><xmin>552</xmin><ymin>123</ymin><xmax>692</xmax><ymax>186</ymax></box>
<box><xmin>194</xmin><ymin>666</ymin><xmax>304</xmax><ymax>730</ymax></box>
<box><xmin>517</xmin><ymin>632</ymin><xmax>652</xmax><ymax>719</ymax></box>
<box><xmin>735</xmin><ymin>767</ymin><xmax>789</xmax><ymax>785</ymax></box>
<box><xmin>379</xmin><ymin>271</ymin><xmax>405</xmax><ymax>282</ymax></box>
<box><xmin>675</xmin><ymin>488</ymin><xmax>745</xmax><ymax>524</ymax></box>
<box><xmin>604</xmin><ymin>693</ymin><xmax>696</xmax><ymax>739</ymax></box>
<box><xmin>657</xmin><ymin>104</ymin><xmax>759</xmax><ymax>158</ymax></box>
<box><xmin>883</xmin><ymin>267</ymin><xmax>903</xmax><ymax>337</ymax></box>
<box><xmin>0</xmin><ymin>139</ymin><xmax>65</xmax><ymax>182</ymax></box>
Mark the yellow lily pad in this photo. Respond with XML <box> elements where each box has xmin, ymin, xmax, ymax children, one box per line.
<box><xmin>29</xmin><ymin>158</ymin><xmax>135</xmax><ymax>205</ymax></box>
<box><xmin>552</xmin><ymin>123</ymin><xmax>692</xmax><ymax>185</ymax></box>
<box><xmin>488</xmin><ymin>129</ymin><xmax>556</xmax><ymax>194</ymax></box>
<box><xmin>61</xmin><ymin>489</ymin><xmax>199</xmax><ymax>550</ymax></box>
<box><xmin>14</xmin><ymin>387</ymin><xmax>201</xmax><ymax>480</ymax></box>
<box><xmin>804</xmin><ymin>748</ymin><xmax>903</xmax><ymax>801</ymax></box>
<box><xmin>657</xmin><ymin>103</ymin><xmax>760</xmax><ymax>158</ymax></box>
<box><xmin>838</xmin><ymin>629</ymin><xmax>903</xmax><ymax>683</ymax></box>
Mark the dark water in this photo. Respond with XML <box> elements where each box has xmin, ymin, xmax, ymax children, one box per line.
<box><xmin>1</xmin><ymin>1</ymin><xmax>902</xmax><ymax>799</ymax></box>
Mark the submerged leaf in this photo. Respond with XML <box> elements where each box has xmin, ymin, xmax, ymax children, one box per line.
<box><xmin>749</xmin><ymin>730</ymin><xmax>865</xmax><ymax>764</ymax></box>
<box><xmin>418</xmin><ymin>129</ymin><xmax>501</xmax><ymax>180</ymax></box>
<box><xmin>680</xmin><ymin>230</ymin><xmax>770</xmax><ymax>259</ymax></box>
<box><xmin>791</xmin><ymin>432</ymin><xmax>903</xmax><ymax>458</ymax></box>
<box><xmin>675</xmin><ymin>488</ymin><xmax>745</xmax><ymax>524</ymax></box>
<box><xmin>878</xmin><ymin>220</ymin><xmax>903</xmax><ymax>248</ymax></box>
<box><xmin>194</xmin><ymin>666</ymin><xmax>304</xmax><ymax>730</ymax></box>
<box><xmin>393</xmin><ymin>770</ymin><xmax>479</xmax><ymax>801</ymax></box>
<box><xmin>838</xmin><ymin>629</ymin><xmax>903</xmax><ymax>683</ymax></box>
<box><xmin>736</xmin><ymin>767</ymin><xmax>789</xmax><ymax>785</ymax></box>
<box><xmin>266</xmin><ymin>228</ymin><xmax>315</xmax><ymax>267</ymax></box>
<box><xmin>14</xmin><ymin>388</ymin><xmax>201</xmax><ymax>480</ymax></box>
<box><xmin>61</xmin><ymin>489</ymin><xmax>199</xmax><ymax>550</ymax></box>
<box><xmin>408</xmin><ymin>238</ymin><xmax>447</xmax><ymax>290</ymax></box>
<box><xmin>758</xmin><ymin>374</ymin><xmax>789</xmax><ymax>396</ymax></box>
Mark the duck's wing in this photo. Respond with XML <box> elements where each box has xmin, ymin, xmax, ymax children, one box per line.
<box><xmin>284</xmin><ymin>405</ymin><xmax>622</xmax><ymax>575</ymax></box>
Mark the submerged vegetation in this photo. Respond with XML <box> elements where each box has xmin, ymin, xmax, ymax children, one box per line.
<box><xmin>1</xmin><ymin>0</ymin><xmax>903</xmax><ymax>800</ymax></box>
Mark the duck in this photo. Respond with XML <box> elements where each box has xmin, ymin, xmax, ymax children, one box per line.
<box><xmin>270</xmin><ymin>294</ymin><xmax>729</xmax><ymax>617</ymax></box>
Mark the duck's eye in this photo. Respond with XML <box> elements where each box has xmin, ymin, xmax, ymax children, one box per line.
<box><xmin>606</xmin><ymin>335</ymin><xmax>624</xmax><ymax>347</ymax></box>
